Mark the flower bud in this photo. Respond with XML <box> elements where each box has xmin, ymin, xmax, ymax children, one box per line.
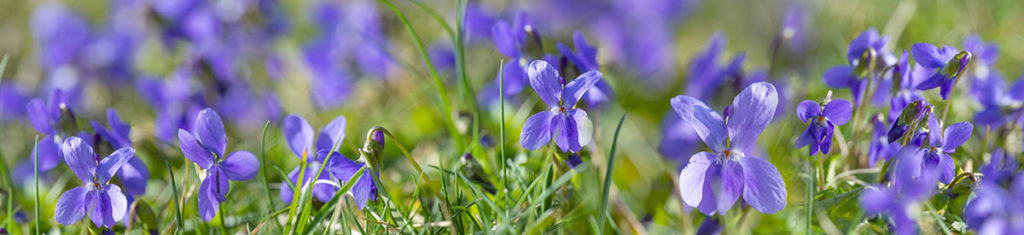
<box><xmin>941</xmin><ymin>51</ymin><xmax>972</xmax><ymax>79</ymax></box>
<box><xmin>361</xmin><ymin>128</ymin><xmax>386</xmax><ymax>169</ymax></box>
<box><xmin>887</xmin><ymin>100</ymin><xmax>925</xmax><ymax>143</ymax></box>
<box><xmin>854</xmin><ymin>48</ymin><xmax>878</xmax><ymax>79</ymax></box>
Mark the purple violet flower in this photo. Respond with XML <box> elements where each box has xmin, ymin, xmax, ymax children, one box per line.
<box><xmin>54</xmin><ymin>137</ymin><xmax>134</xmax><ymax>227</ymax></box>
<box><xmin>868</xmin><ymin>115</ymin><xmax>899</xmax><ymax>167</ymax></box>
<box><xmin>911</xmin><ymin>43</ymin><xmax>970</xmax><ymax>99</ymax></box>
<box><xmin>20</xmin><ymin>90</ymin><xmax>77</xmax><ymax>183</ymax></box>
<box><xmin>861</xmin><ymin>146</ymin><xmax>938</xmax><ymax>235</ymax></box>
<box><xmin>921</xmin><ymin>112</ymin><xmax>972</xmax><ymax>183</ymax></box>
<box><xmin>980</xmin><ymin>149</ymin><xmax>1018</xmax><ymax>185</ymax></box>
<box><xmin>674</xmin><ymin>82</ymin><xmax>786</xmax><ymax>215</ymax></box>
<box><xmin>823</xmin><ymin>28</ymin><xmax>892</xmax><ymax>106</ymax></box>
<box><xmin>519</xmin><ymin>60</ymin><xmax>601</xmax><ymax>153</ymax></box>
<box><xmin>280</xmin><ymin>114</ymin><xmax>351</xmax><ymax>203</ymax></box>
<box><xmin>687</xmin><ymin>33</ymin><xmax>745</xmax><ymax>100</ymax></box>
<box><xmin>177</xmin><ymin>108</ymin><xmax>259</xmax><ymax>221</ymax></box>
<box><xmin>90</xmin><ymin>108</ymin><xmax>149</xmax><ymax>196</ymax></box>
<box><xmin>965</xmin><ymin>174</ymin><xmax>1024</xmax><ymax>234</ymax></box>
<box><xmin>795</xmin><ymin>97</ymin><xmax>852</xmax><ymax>155</ymax></box>
<box><xmin>557</xmin><ymin>31</ymin><xmax>613</xmax><ymax>108</ymax></box>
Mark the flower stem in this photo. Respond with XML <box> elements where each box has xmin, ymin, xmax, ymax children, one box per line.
<box><xmin>498</xmin><ymin>59</ymin><xmax>510</xmax><ymax>219</ymax></box>
<box><xmin>848</xmin><ymin>57</ymin><xmax>878</xmax><ymax>168</ymax></box>
<box><xmin>806</xmin><ymin>157</ymin><xmax>815</xmax><ymax>235</ymax></box>
<box><xmin>32</xmin><ymin>136</ymin><xmax>39</xmax><ymax>235</ymax></box>
<box><xmin>941</xmin><ymin>53</ymin><xmax>971</xmax><ymax>124</ymax></box>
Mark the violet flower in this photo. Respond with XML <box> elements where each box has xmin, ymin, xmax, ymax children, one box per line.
<box><xmin>54</xmin><ymin>137</ymin><xmax>134</xmax><ymax>227</ymax></box>
<box><xmin>911</xmin><ymin>43</ymin><xmax>970</xmax><ymax>99</ymax></box>
<box><xmin>795</xmin><ymin>96</ymin><xmax>852</xmax><ymax>155</ymax></box>
<box><xmin>823</xmin><ymin>28</ymin><xmax>892</xmax><ymax>105</ymax></box>
<box><xmin>687</xmin><ymin>33</ymin><xmax>745</xmax><ymax>100</ymax></box>
<box><xmin>674</xmin><ymin>82</ymin><xmax>786</xmax><ymax>215</ymax></box>
<box><xmin>479</xmin><ymin>12</ymin><xmax>538</xmax><ymax>106</ymax></box>
<box><xmin>921</xmin><ymin>112</ymin><xmax>972</xmax><ymax>183</ymax></box>
<box><xmin>889</xmin><ymin>51</ymin><xmax>926</xmax><ymax>121</ymax></box>
<box><xmin>19</xmin><ymin>90</ymin><xmax>77</xmax><ymax>183</ymax></box>
<box><xmin>970</xmin><ymin>71</ymin><xmax>1024</xmax><ymax>128</ymax></box>
<box><xmin>965</xmin><ymin>174</ymin><xmax>1024</xmax><ymax>234</ymax></box>
<box><xmin>980</xmin><ymin>149</ymin><xmax>1018</xmax><ymax>185</ymax></box>
<box><xmin>519</xmin><ymin>60</ymin><xmax>601</xmax><ymax>153</ymax></box>
<box><xmin>280</xmin><ymin>114</ymin><xmax>347</xmax><ymax>203</ymax></box>
<box><xmin>861</xmin><ymin>147</ymin><xmax>938</xmax><ymax>235</ymax></box>
<box><xmin>557</xmin><ymin>31</ymin><xmax>613</xmax><ymax>107</ymax></box>
<box><xmin>90</xmin><ymin>108</ymin><xmax>149</xmax><ymax>196</ymax></box>
<box><xmin>868</xmin><ymin>115</ymin><xmax>899</xmax><ymax>167</ymax></box>
<box><xmin>177</xmin><ymin>108</ymin><xmax>259</xmax><ymax>221</ymax></box>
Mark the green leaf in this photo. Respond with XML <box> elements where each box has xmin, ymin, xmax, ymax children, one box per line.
<box><xmin>813</xmin><ymin>187</ymin><xmax>864</xmax><ymax>231</ymax></box>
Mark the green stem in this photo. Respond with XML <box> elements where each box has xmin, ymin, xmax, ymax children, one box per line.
<box><xmin>32</xmin><ymin>136</ymin><xmax>39</xmax><ymax>235</ymax></box>
<box><xmin>498</xmin><ymin>59</ymin><xmax>510</xmax><ymax>219</ymax></box>
<box><xmin>598</xmin><ymin>114</ymin><xmax>627</xmax><ymax>234</ymax></box>
<box><xmin>940</xmin><ymin>60</ymin><xmax>970</xmax><ymax>124</ymax></box>
<box><xmin>806</xmin><ymin>159</ymin><xmax>815</xmax><ymax>234</ymax></box>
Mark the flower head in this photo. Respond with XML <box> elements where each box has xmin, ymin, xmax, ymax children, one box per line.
<box><xmin>519</xmin><ymin>60</ymin><xmax>601</xmax><ymax>153</ymax></box>
<box><xmin>557</xmin><ymin>30</ymin><xmax>612</xmax><ymax>107</ymax></box>
<box><xmin>823</xmin><ymin>28</ymin><xmax>892</xmax><ymax>105</ymax></box>
<box><xmin>687</xmin><ymin>33</ymin><xmax>745</xmax><ymax>100</ymax></box>
<box><xmin>280</xmin><ymin>114</ymin><xmax>350</xmax><ymax>204</ymax></box>
<box><xmin>861</xmin><ymin>147</ymin><xmax>938</xmax><ymax>235</ymax></box>
<box><xmin>54</xmin><ymin>137</ymin><xmax>135</xmax><ymax>227</ymax></box>
<box><xmin>177</xmin><ymin>108</ymin><xmax>259</xmax><ymax>221</ymax></box>
<box><xmin>965</xmin><ymin>174</ymin><xmax>1024</xmax><ymax>234</ymax></box>
<box><xmin>19</xmin><ymin>90</ymin><xmax>77</xmax><ymax>183</ymax></box>
<box><xmin>921</xmin><ymin>112</ymin><xmax>973</xmax><ymax>183</ymax></box>
<box><xmin>674</xmin><ymin>82</ymin><xmax>786</xmax><ymax>215</ymax></box>
<box><xmin>90</xmin><ymin>108</ymin><xmax>149</xmax><ymax>196</ymax></box>
<box><xmin>795</xmin><ymin>94</ymin><xmax>852</xmax><ymax>155</ymax></box>
<box><xmin>911</xmin><ymin>43</ymin><xmax>971</xmax><ymax>99</ymax></box>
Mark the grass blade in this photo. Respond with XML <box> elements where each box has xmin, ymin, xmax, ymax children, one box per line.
<box><xmin>165</xmin><ymin>161</ymin><xmax>185</xmax><ymax>234</ymax></box>
<box><xmin>378</xmin><ymin>0</ymin><xmax>462</xmax><ymax>150</ymax></box>
<box><xmin>258</xmin><ymin>121</ymin><xmax>281</xmax><ymax>230</ymax></box>
<box><xmin>498</xmin><ymin>58</ymin><xmax>509</xmax><ymax>219</ymax></box>
<box><xmin>33</xmin><ymin>136</ymin><xmax>39</xmax><ymax>235</ymax></box>
<box><xmin>598</xmin><ymin>114</ymin><xmax>627</xmax><ymax>234</ymax></box>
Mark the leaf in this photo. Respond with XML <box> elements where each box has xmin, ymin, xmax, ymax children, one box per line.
<box><xmin>813</xmin><ymin>187</ymin><xmax>864</xmax><ymax>231</ymax></box>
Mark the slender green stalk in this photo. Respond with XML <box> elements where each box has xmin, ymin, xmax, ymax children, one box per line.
<box><xmin>165</xmin><ymin>161</ymin><xmax>185</xmax><ymax>234</ymax></box>
<box><xmin>598</xmin><ymin>114</ymin><xmax>626</xmax><ymax>234</ymax></box>
<box><xmin>217</xmin><ymin>199</ymin><xmax>228</xmax><ymax>234</ymax></box>
<box><xmin>32</xmin><ymin>136</ymin><xmax>39</xmax><ymax>235</ymax></box>
<box><xmin>498</xmin><ymin>58</ymin><xmax>510</xmax><ymax>219</ymax></box>
<box><xmin>259</xmin><ymin>121</ymin><xmax>276</xmax><ymax>211</ymax></box>
<box><xmin>806</xmin><ymin>159</ymin><xmax>815</xmax><ymax>234</ymax></box>
<box><xmin>379</xmin><ymin>0</ymin><xmax>463</xmax><ymax>150</ymax></box>
<box><xmin>1</xmin><ymin>54</ymin><xmax>15</xmax><ymax>232</ymax></box>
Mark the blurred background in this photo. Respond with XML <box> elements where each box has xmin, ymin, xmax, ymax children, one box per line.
<box><xmin>0</xmin><ymin>0</ymin><xmax>1021</xmax><ymax>233</ymax></box>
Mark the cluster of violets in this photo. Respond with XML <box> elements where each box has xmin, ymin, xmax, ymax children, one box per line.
<box><xmin>507</xmin><ymin>10</ymin><xmax>1023</xmax><ymax>234</ymax></box>
<box><xmin>4</xmin><ymin>0</ymin><xmax>1024</xmax><ymax>233</ymax></box>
